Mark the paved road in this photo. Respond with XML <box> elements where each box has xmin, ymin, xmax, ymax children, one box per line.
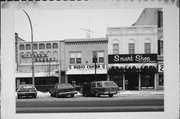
<box><xmin>16</xmin><ymin>95</ymin><xmax>164</xmax><ymax>113</ymax></box>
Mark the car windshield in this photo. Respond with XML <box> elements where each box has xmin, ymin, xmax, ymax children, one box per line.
<box><xmin>104</xmin><ymin>82</ymin><xmax>117</xmax><ymax>87</ymax></box>
<box><xmin>57</xmin><ymin>84</ymin><xmax>73</xmax><ymax>89</ymax></box>
<box><xmin>20</xmin><ymin>85</ymin><xmax>35</xmax><ymax>90</ymax></box>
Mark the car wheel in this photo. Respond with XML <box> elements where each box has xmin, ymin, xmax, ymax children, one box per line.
<box><xmin>71</xmin><ymin>94</ymin><xmax>74</xmax><ymax>97</ymax></box>
<box><xmin>55</xmin><ymin>93</ymin><xmax>59</xmax><ymax>98</ymax></box>
<box><xmin>95</xmin><ymin>92</ymin><xmax>100</xmax><ymax>97</ymax></box>
<box><xmin>17</xmin><ymin>95</ymin><xmax>21</xmax><ymax>99</ymax></box>
<box><xmin>109</xmin><ymin>94</ymin><xmax>113</xmax><ymax>97</ymax></box>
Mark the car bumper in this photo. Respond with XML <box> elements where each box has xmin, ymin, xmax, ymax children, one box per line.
<box><xmin>57</xmin><ymin>91</ymin><xmax>78</xmax><ymax>96</ymax></box>
<box><xmin>17</xmin><ymin>92</ymin><xmax>37</xmax><ymax>96</ymax></box>
<box><xmin>100</xmin><ymin>91</ymin><xmax>117</xmax><ymax>95</ymax></box>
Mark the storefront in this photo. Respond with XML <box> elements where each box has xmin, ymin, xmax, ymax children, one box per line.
<box><xmin>108</xmin><ymin>54</ymin><xmax>158</xmax><ymax>90</ymax></box>
<box><xmin>66</xmin><ymin>64</ymin><xmax>108</xmax><ymax>86</ymax></box>
<box><xmin>15</xmin><ymin>71</ymin><xmax>59</xmax><ymax>92</ymax></box>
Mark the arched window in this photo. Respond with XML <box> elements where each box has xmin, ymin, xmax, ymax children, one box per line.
<box><xmin>39</xmin><ymin>44</ymin><xmax>45</xmax><ymax>49</ymax></box>
<box><xmin>19</xmin><ymin>52</ymin><xmax>25</xmax><ymax>63</ymax></box>
<box><xmin>26</xmin><ymin>52</ymin><xmax>31</xmax><ymax>63</ymax></box>
<box><xmin>46</xmin><ymin>43</ymin><xmax>51</xmax><ymax>49</ymax></box>
<box><xmin>128</xmin><ymin>39</ymin><xmax>135</xmax><ymax>54</ymax></box>
<box><xmin>33</xmin><ymin>44</ymin><xmax>38</xmax><ymax>50</ymax></box>
<box><xmin>144</xmin><ymin>38</ymin><xmax>151</xmax><ymax>54</ymax></box>
<box><xmin>46</xmin><ymin>51</ymin><xmax>52</xmax><ymax>61</ymax></box>
<box><xmin>19</xmin><ymin>44</ymin><xmax>25</xmax><ymax>50</ymax></box>
<box><xmin>26</xmin><ymin>44</ymin><xmax>31</xmax><ymax>50</ymax></box>
<box><xmin>112</xmin><ymin>39</ymin><xmax>119</xmax><ymax>54</ymax></box>
<box><xmin>53</xmin><ymin>51</ymin><xmax>58</xmax><ymax>61</ymax></box>
<box><xmin>53</xmin><ymin>43</ymin><xmax>58</xmax><ymax>49</ymax></box>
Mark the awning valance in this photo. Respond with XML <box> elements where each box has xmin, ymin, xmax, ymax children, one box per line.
<box><xmin>66</xmin><ymin>69</ymin><xmax>107</xmax><ymax>75</ymax></box>
<box><xmin>108</xmin><ymin>63</ymin><xmax>157</xmax><ymax>73</ymax></box>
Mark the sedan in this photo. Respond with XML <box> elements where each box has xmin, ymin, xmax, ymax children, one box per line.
<box><xmin>49</xmin><ymin>83</ymin><xmax>77</xmax><ymax>98</ymax></box>
<box><xmin>17</xmin><ymin>84</ymin><xmax>37</xmax><ymax>99</ymax></box>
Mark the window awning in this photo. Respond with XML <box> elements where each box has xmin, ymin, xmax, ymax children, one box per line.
<box><xmin>66</xmin><ymin>69</ymin><xmax>107</xmax><ymax>75</ymax></box>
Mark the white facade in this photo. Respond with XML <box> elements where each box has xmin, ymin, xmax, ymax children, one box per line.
<box><xmin>107</xmin><ymin>26</ymin><xmax>158</xmax><ymax>55</ymax></box>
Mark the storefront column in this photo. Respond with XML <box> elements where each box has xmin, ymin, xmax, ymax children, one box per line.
<box><xmin>107</xmin><ymin>75</ymin><xmax>110</xmax><ymax>81</ymax></box>
<box><xmin>138</xmin><ymin>73</ymin><xmax>141</xmax><ymax>90</ymax></box>
<box><xmin>154</xmin><ymin>73</ymin><xmax>157</xmax><ymax>90</ymax></box>
<box><xmin>123</xmin><ymin>74</ymin><xmax>125</xmax><ymax>90</ymax></box>
<box><xmin>65</xmin><ymin>75</ymin><xmax>68</xmax><ymax>84</ymax></box>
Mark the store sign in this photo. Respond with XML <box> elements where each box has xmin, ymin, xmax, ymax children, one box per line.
<box><xmin>68</xmin><ymin>64</ymin><xmax>106</xmax><ymax>70</ymax></box>
<box><xmin>108</xmin><ymin>54</ymin><xmax>157</xmax><ymax>64</ymax></box>
<box><xmin>158</xmin><ymin>64</ymin><xmax>164</xmax><ymax>72</ymax></box>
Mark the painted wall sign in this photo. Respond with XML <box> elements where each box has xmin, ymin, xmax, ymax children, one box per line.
<box><xmin>108</xmin><ymin>54</ymin><xmax>157</xmax><ymax>64</ymax></box>
<box><xmin>158</xmin><ymin>64</ymin><xmax>164</xmax><ymax>72</ymax></box>
<box><xmin>68</xmin><ymin>64</ymin><xmax>106</xmax><ymax>70</ymax></box>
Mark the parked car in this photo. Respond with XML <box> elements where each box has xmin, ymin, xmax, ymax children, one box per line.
<box><xmin>17</xmin><ymin>84</ymin><xmax>37</xmax><ymax>99</ymax></box>
<box><xmin>82</xmin><ymin>81</ymin><xmax>119</xmax><ymax>97</ymax></box>
<box><xmin>49</xmin><ymin>83</ymin><xmax>77</xmax><ymax>98</ymax></box>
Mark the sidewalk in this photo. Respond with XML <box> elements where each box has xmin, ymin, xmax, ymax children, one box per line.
<box><xmin>117</xmin><ymin>90</ymin><xmax>163</xmax><ymax>97</ymax></box>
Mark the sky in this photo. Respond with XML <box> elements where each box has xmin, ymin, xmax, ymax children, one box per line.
<box><xmin>15</xmin><ymin>9</ymin><xmax>144</xmax><ymax>42</ymax></box>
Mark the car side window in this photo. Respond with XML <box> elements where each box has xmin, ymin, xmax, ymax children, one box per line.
<box><xmin>97</xmin><ymin>83</ymin><xmax>102</xmax><ymax>87</ymax></box>
<box><xmin>91</xmin><ymin>83</ymin><xmax>96</xmax><ymax>88</ymax></box>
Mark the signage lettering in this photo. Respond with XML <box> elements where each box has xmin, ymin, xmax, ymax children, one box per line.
<box><xmin>109</xmin><ymin>54</ymin><xmax>157</xmax><ymax>64</ymax></box>
<box><xmin>68</xmin><ymin>64</ymin><xmax>106</xmax><ymax>70</ymax></box>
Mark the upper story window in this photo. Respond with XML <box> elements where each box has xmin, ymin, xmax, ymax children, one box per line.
<box><xmin>129</xmin><ymin>43</ymin><xmax>135</xmax><ymax>54</ymax></box>
<box><xmin>39</xmin><ymin>44</ymin><xmax>45</xmax><ymax>49</ymax></box>
<box><xmin>158</xmin><ymin>40</ymin><xmax>163</xmax><ymax>55</ymax></box>
<box><xmin>46</xmin><ymin>43</ymin><xmax>51</xmax><ymax>49</ymax></box>
<box><xmin>33</xmin><ymin>44</ymin><xmax>38</xmax><ymax>50</ymax></box>
<box><xmin>92</xmin><ymin>51</ymin><xmax>104</xmax><ymax>63</ymax></box>
<box><xmin>70</xmin><ymin>52</ymin><xmax>81</xmax><ymax>64</ymax></box>
<box><xmin>19</xmin><ymin>44</ymin><xmax>25</xmax><ymax>50</ymax></box>
<box><xmin>53</xmin><ymin>43</ymin><xmax>58</xmax><ymax>49</ymax></box>
<box><xmin>157</xmin><ymin>10</ymin><xmax>163</xmax><ymax>28</ymax></box>
<box><xmin>145</xmin><ymin>43</ymin><xmax>151</xmax><ymax>54</ymax></box>
<box><xmin>26</xmin><ymin>44</ymin><xmax>31</xmax><ymax>50</ymax></box>
<box><xmin>113</xmin><ymin>43</ymin><xmax>119</xmax><ymax>54</ymax></box>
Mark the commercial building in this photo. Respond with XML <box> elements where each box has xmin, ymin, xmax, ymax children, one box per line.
<box><xmin>132</xmin><ymin>8</ymin><xmax>164</xmax><ymax>90</ymax></box>
<box><xmin>64</xmin><ymin>38</ymin><xmax>108</xmax><ymax>85</ymax></box>
<box><xmin>15</xmin><ymin>34</ymin><xmax>65</xmax><ymax>91</ymax></box>
<box><xmin>107</xmin><ymin>26</ymin><xmax>158</xmax><ymax>90</ymax></box>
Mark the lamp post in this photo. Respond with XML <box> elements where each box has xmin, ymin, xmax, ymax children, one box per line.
<box><xmin>23</xmin><ymin>10</ymin><xmax>35</xmax><ymax>85</ymax></box>
<box><xmin>93</xmin><ymin>55</ymin><xmax>97</xmax><ymax>81</ymax></box>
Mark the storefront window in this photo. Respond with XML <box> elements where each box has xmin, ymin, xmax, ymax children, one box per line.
<box><xmin>141</xmin><ymin>74</ymin><xmax>154</xmax><ymax>89</ymax></box>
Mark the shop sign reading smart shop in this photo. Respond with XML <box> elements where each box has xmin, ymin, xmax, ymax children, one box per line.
<box><xmin>108</xmin><ymin>54</ymin><xmax>157</xmax><ymax>64</ymax></box>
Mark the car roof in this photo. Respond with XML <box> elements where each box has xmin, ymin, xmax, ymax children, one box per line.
<box><xmin>91</xmin><ymin>81</ymin><xmax>114</xmax><ymax>83</ymax></box>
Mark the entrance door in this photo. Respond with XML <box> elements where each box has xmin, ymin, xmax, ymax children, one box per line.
<box><xmin>125</xmin><ymin>74</ymin><xmax>139</xmax><ymax>90</ymax></box>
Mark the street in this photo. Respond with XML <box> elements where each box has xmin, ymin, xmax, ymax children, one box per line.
<box><xmin>16</xmin><ymin>93</ymin><xmax>164</xmax><ymax>113</ymax></box>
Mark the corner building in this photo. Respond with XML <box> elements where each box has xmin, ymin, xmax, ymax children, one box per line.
<box><xmin>64</xmin><ymin>38</ymin><xmax>108</xmax><ymax>85</ymax></box>
<box><xmin>107</xmin><ymin>26</ymin><xmax>158</xmax><ymax>90</ymax></box>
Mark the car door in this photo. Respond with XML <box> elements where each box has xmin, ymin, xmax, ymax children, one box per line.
<box><xmin>90</xmin><ymin>83</ymin><xmax>96</xmax><ymax>95</ymax></box>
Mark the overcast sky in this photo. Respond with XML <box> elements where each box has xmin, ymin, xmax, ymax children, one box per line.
<box><xmin>15</xmin><ymin>9</ymin><xmax>144</xmax><ymax>42</ymax></box>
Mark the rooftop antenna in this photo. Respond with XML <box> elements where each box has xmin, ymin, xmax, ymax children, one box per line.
<box><xmin>80</xmin><ymin>28</ymin><xmax>94</xmax><ymax>38</ymax></box>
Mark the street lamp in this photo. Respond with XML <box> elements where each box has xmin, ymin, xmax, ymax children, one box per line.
<box><xmin>23</xmin><ymin>10</ymin><xmax>35</xmax><ymax>85</ymax></box>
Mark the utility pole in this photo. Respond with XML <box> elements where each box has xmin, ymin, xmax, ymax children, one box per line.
<box><xmin>23</xmin><ymin>10</ymin><xmax>35</xmax><ymax>85</ymax></box>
